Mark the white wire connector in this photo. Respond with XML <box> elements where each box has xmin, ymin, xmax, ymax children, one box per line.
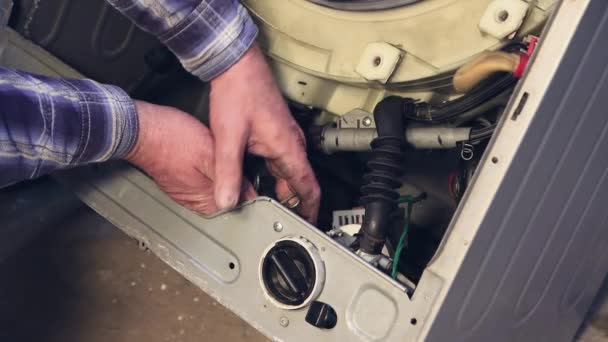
<box><xmin>332</xmin><ymin>208</ymin><xmax>366</xmax><ymax>229</ymax></box>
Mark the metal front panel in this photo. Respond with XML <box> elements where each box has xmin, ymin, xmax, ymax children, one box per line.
<box><xmin>55</xmin><ymin>163</ymin><xmax>443</xmax><ymax>341</ymax></box>
<box><xmin>425</xmin><ymin>0</ymin><xmax>608</xmax><ymax>341</ymax></box>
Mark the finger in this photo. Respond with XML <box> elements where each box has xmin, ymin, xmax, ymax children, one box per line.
<box><xmin>241</xmin><ymin>179</ymin><xmax>257</xmax><ymax>201</ymax></box>
<box><xmin>276</xmin><ymin>178</ymin><xmax>301</xmax><ymax>209</ymax></box>
<box><xmin>268</xmin><ymin>153</ymin><xmax>321</xmax><ymax>224</ymax></box>
<box><xmin>166</xmin><ymin>178</ymin><xmax>219</xmax><ymax>216</ymax></box>
<box><xmin>184</xmin><ymin>197</ymin><xmax>219</xmax><ymax>216</ymax></box>
<box><xmin>213</xmin><ymin>119</ymin><xmax>249</xmax><ymax>210</ymax></box>
<box><xmin>275</xmin><ymin>178</ymin><xmax>293</xmax><ymax>201</ymax></box>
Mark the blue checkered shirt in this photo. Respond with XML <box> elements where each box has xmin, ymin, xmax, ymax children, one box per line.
<box><xmin>0</xmin><ymin>0</ymin><xmax>258</xmax><ymax>187</ymax></box>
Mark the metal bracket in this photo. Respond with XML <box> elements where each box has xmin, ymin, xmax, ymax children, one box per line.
<box><xmin>338</xmin><ymin>108</ymin><xmax>375</xmax><ymax>129</ymax></box>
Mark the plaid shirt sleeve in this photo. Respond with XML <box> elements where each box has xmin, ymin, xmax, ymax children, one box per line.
<box><xmin>0</xmin><ymin>67</ymin><xmax>138</xmax><ymax>188</ymax></box>
<box><xmin>0</xmin><ymin>1</ymin><xmax>258</xmax><ymax>188</ymax></box>
<box><xmin>106</xmin><ymin>0</ymin><xmax>259</xmax><ymax>81</ymax></box>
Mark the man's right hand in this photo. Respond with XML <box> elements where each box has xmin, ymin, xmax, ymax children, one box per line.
<box><xmin>209</xmin><ymin>44</ymin><xmax>321</xmax><ymax>224</ymax></box>
<box><xmin>125</xmin><ymin>100</ymin><xmax>256</xmax><ymax>215</ymax></box>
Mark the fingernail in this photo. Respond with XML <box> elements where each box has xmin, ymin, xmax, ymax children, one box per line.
<box><xmin>216</xmin><ymin>190</ymin><xmax>238</xmax><ymax>210</ymax></box>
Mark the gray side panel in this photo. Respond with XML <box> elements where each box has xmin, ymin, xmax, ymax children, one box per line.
<box><xmin>427</xmin><ymin>1</ymin><xmax>608</xmax><ymax>341</ymax></box>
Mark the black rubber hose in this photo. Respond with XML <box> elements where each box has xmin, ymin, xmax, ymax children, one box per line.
<box><xmin>359</xmin><ymin>97</ymin><xmax>409</xmax><ymax>254</ymax></box>
<box><xmin>405</xmin><ymin>74</ymin><xmax>517</xmax><ymax>124</ymax></box>
<box><xmin>469</xmin><ymin>124</ymin><xmax>496</xmax><ymax>142</ymax></box>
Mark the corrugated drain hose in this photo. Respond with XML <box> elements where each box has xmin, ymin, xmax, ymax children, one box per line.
<box><xmin>358</xmin><ymin>96</ymin><xmax>411</xmax><ymax>255</ymax></box>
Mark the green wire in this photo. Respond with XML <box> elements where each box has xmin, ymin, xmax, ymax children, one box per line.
<box><xmin>391</xmin><ymin>194</ymin><xmax>424</xmax><ymax>279</ymax></box>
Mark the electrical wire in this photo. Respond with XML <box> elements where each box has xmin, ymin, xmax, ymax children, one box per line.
<box><xmin>387</xmin><ymin>39</ymin><xmax>527</xmax><ymax>92</ymax></box>
<box><xmin>391</xmin><ymin>193</ymin><xmax>426</xmax><ymax>279</ymax></box>
<box><xmin>401</xmin><ymin>39</ymin><xmax>528</xmax><ymax>124</ymax></box>
<box><xmin>404</xmin><ymin>74</ymin><xmax>517</xmax><ymax>124</ymax></box>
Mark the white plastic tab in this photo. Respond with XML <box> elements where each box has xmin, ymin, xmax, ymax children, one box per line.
<box><xmin>479</xmin><ymin>0</ymin><xmax>529</xmax><ymax>39</ymax></box>
<box><xmin>355</xmin><ymin>42</ymin><xmax>402</xmax><ymax>84</ymax></box>
<box><xmin>332</xmin><ymin>208</ymin><xmax>366</xmax><ymax>229</ymax></box>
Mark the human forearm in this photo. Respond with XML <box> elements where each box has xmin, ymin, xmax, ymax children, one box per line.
<box><xmin>0</xmin><ymin>67</ymin><xmax>138</xmax><ymax>188</ymax></box>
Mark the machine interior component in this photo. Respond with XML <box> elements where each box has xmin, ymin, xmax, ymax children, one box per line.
<box><xmin>260</xmin><ymin>236</ymin><xmax>325</xmax><ymax>309</ymax></box>
<box><xmin>305</xmin><ymin>300</ymin><xmax>338</xmax><ymax>329</ymax></box>
<box><xmin>6</xmin><ymin>0</ymin><xmax>608</xmax><ymax>341</ymax></box>
<box><xmin>234</xmin><ymin>0</ymin><xmax>552</xmax><ymax>289</ymax></box>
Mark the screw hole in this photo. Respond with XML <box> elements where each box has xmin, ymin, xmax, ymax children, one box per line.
<box><xmin>229</xmin><ymin>262</ymin><xmax>235</xmax><ymax>270</ymax></box>
<box><xmin>138</xmin><ymin>240</ymin><xmax>148</xmax><ymax>251</ymax></box>
<box><xmin>373</xmin><ymin>56</ymin><xmax>382</xmax><ymax>67</ymax></box>
<box><xmin>497</xmin><ymin>10</ymin><xmax>509</xmax><ymax>22</ymax></box>
<box><xmin>491</xmin><ymin>157</ymin><xmax>499</xmax><ymax>164</ymax></box>
<box><xmin>410</xmin><ymin>318</ymin><xmax>418</xmax><ymax>325</ymax></box>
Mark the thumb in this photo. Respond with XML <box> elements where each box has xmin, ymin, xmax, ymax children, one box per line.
<box><xmin>213</xmin><ymin>119</ymin><xmax>249</xmax><ymax>210</ymax></box>
<box><xmin>241</xmin><ymin>179</ymin><xmax>257</xmax><ymax>201</ymax></box>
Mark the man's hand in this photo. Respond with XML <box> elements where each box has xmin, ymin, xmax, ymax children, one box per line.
<box><xmin>125</xmin><ymin>101</ymin><xmax>256</xmax><ymax>215</ymax></box>
<box><xmin>210</xmin><ymin>44</ymin><xmax>321</xmax><ymax>223</ymax></box>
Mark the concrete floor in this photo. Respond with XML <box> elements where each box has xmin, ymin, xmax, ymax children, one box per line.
<box><xmin>0</xmin><ymin>179</ymin><xmax>607</xmax><ymax>342</ymax></box>
<box><xmin>0</xmin><ymin>202</ymin><xmax>267</xmax><ymax>342</ymax></box>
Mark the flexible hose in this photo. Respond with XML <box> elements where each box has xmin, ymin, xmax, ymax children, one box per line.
<box><xmin>468</xmin><ymin>124</ymin><xmax>496</xmax><ymax>142</ymax></box>
<box><xmin>359</xmin><ymin>97</ymin><xmax>408</xmax><ymax>254</ymax></box>
<box><xmin>405</xmin><ymin>74</ymin><xmax>517</xmax><ymax>124</ymax></box>
<box><xmin>452</xmin><ymin>51</ymin><xmax>520</xmax><ymax>93</ymax></box>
